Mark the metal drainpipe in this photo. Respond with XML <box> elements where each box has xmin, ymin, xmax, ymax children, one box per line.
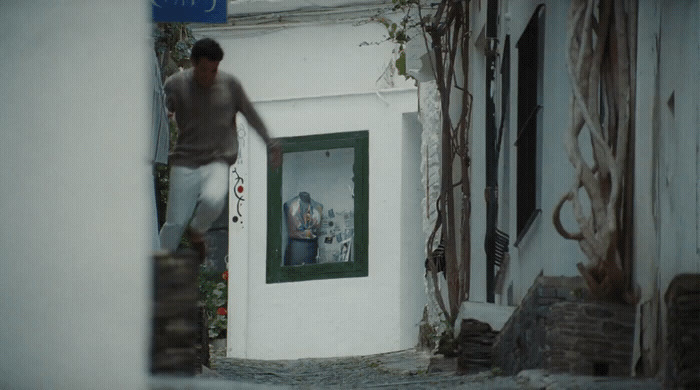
<box><xmin>484</xmin><ymin>0</ymin><xmax>499</xmax><ymax>304</ymax></box>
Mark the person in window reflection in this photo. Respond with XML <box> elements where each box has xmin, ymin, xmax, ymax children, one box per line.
<box><xmin>284</xmin><ymin>192</ymin><xmax>323</xmax><ymax>265</ymax></box>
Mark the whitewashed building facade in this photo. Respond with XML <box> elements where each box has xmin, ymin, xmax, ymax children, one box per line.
<box><xmin>211</xmin><ymin>0</ymin><xmax>699</xmax><ymax>367</ymax></box>
<box><xmin>452</xmin><ymin>0</ymin><xmax>699</xmax><ymax>375</ymax></box>
<box><xmin>196</xmin><ymin>0</ymin><xmax>427</xmax><ymax>359</ymax></box>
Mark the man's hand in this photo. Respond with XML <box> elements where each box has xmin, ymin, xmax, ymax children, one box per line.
<box><xmin>268</xmin><ymin>140</ymin><xmax>283</xmax><ymax>169</ymax></box>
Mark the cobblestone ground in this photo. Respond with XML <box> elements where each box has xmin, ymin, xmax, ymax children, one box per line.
<box><xmin>201</xmin><ymin>348</ymin><xmax>663</xmax><ymax>390</ymax></box>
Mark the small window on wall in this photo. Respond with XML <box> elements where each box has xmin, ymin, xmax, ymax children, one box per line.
<box><xmin>266</xmin><ymin>131</ymin><xmax>369</xmax><ymax>283</ymax></box>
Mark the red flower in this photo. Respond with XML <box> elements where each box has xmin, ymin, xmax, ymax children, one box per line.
<box><xmin>222</xmin><ymin>271</ymin><xmax>229</xmax><ymax>281</ymax></box>
<box><xmin>217</xmin><ymin>307</ymin><xmax>227</xmax><ymax>316</ymax></box>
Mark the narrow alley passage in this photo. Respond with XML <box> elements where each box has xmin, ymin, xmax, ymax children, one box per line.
<box><xmin>151</xmin><ymin>348</ymin><xmax>662</xmax><ymax>390</ymax></box>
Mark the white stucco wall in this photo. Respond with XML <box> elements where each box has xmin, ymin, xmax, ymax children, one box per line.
<box><xmin>0</xmin><ymin>3</ymin><xmax>152</xmax><ymax>389</ymax></box>
<box><xmin>633</xmin><ymin>0</ymin><xmax>662</xmax><ymax>309</ymax></box>
<box><xmin>229</xmin><ymin>90</ymin><xmax>420</xmax><ymax>360</ymax></box>
<box><xmin>199</xmin><ymin>20</ymin><xmax>421</xmax><ymax>359</ymax></box>
<box><xmin>400</xmin><ymin>112</ymin><xmax>429</xmax><ymax>349</ymax></box>
<box><xmin>483</xmin><ymin>0</ymin><xmax>583</xmax><ymax>304</ymax></box>
<box><xmin>531</xmin><ymin>0</ymin><xmax>582</xmax><ymax>279</ymax></box>
<box><xmin>197</xmin><ymin>21</ymin><xmax>414</xmax><ymax>101</ymax></box>
<box><xmin>653</xmin><ymin>0</ymin><xmax>700</xmax><ymax>294</ymax></box>
<box><xmin>632</xmin><ymin>0</ymin><xmax>699</xmax><ymax>372</ymax></box>
<box><xmin>643</xmin><ymin>0</ymin><xmax>699</xmax><ymax>369</ymax></box>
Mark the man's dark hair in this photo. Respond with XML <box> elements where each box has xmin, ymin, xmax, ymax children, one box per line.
<box><xmin>191</xmin><ymin>38</ymin><xmax>224</xmax><ymax>63</ymax></box>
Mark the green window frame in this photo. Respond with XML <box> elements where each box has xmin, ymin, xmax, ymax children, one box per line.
<box><xmin>266</xmin><ymin>130</ymin><xmax>369</xmax><ymax>283</ymax></box>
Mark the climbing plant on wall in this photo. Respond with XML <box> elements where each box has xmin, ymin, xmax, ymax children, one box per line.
<box><xmin>390</xmin><ymin>0</ymin><xmax>473</xmax><ymax>328</ymax></box>
<box><xmin>553</xmin><ymin>0</ymin><xmax>637</xmax><ymax>303</ymax></box>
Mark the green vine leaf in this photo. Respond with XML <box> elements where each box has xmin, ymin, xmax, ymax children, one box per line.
<box><xmin>396</xmin><ymin>50</ymin><xmax>407</xmax><ymax>77</ymax></box>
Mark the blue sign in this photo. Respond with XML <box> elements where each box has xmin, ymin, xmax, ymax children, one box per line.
<box><xmin>152</xmin><ymin>0</ymin><xmax>227</xmax><ymax>23</ymax></box>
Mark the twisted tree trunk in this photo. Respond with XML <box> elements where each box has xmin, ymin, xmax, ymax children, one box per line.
<box><xmin>553</xmin><ymin>0</ymin><xmax>637</xmax><ymax>303</ymax></box>
<box><xmin>422</xmin><ymin>0</ymin><xmax>472</xmax><ymax>326</ymax></box>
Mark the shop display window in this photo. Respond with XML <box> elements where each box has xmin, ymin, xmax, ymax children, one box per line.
<box><xmin>266</xmin><ymin>131</ymin><xmax>369</xmax><ymax>283</ymax></box>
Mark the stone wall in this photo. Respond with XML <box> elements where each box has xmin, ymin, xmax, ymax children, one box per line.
<box><xmin>545</xmin><ymin>301</ymin><xmax>635</xmax><ymax>376</ymax></box>
<box><xmin>492</xmin><ymin>275</ymin><xmax>586</xmax><ymax>375</ymax></box>
<box><xmin>492</xmin><ymin>275</ymin><xmax>635</xmax><ymax>376</ymax></box>
<box><xmin>152</xmin><ymin>251</ymin><xmax>208</xmax><ymax>375</ymax></box>
<box><xmin>665</xmin><ymin>274</ymin><xmax>700</xmax><ymax>389</ymax></box>
<box><xmin>457</xmin><ymin>319</ymin><xmax>498</xmax><ymax>373</ymax></box>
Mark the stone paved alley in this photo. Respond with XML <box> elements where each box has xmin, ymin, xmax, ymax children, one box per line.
<box><xmin>151</xmin><ymin>348</ymin><xmax>663</xmax><ymax>390</ymax></box>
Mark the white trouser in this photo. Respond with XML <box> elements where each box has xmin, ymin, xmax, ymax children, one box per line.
<box><xmin>159</xmin><ymin>161</ymin><xmax>229</xmax><ymax>252</ymax></box>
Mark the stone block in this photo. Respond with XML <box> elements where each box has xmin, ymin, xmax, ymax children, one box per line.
<box><xmin>666</xmin><ymin>274</ymin><xmax>700</xmax><ymax>389</ymax></box>
<box><xmin>456</xmin><ymin>319</ymin><xmax>499</xmax><ymax>372</ymax></box>
<box><xmin>151</xmin><ymin>252</ymin><xmax>206</xmax><ymax>376</ymax></box>
<box><xmin>538</xmin><ymin>299</ymin><xmax>564</xmax><ymax>309</ymax></box>
<box><xmin>665</xmin><ymin>274</ymin><xmax>700</xmax><ymax>302</ymax></box>
<box><xmin>494</xmin><ymin>276</ymin><xmax>637</xmax><ymax>377</ymax></box>
<box><xmin>538</xmin><ymin>286</ymin><xmax>558</xmax><ymax>298</ymax></box>
<box><xmin>583</xmin><ymin>306</ymin><xmax>614</xmax><ymax>319</ymax></box>
<box><xmin>602</xmin><ymin>320</ymin><xmax>635</xmax><ymax>335</ymax></box>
